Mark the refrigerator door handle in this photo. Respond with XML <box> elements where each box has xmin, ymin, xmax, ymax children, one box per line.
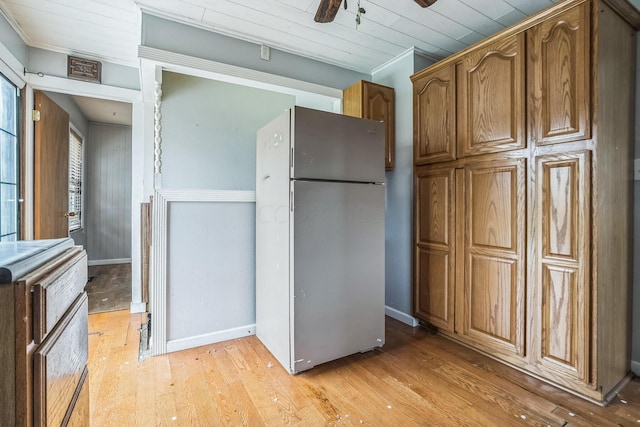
<box><xmin>290</xmin><ymin>190</ymin><xmax>294</xmax><ymax>212</ymax></box>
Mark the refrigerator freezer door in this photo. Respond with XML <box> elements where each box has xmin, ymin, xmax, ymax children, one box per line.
<box><xmin>291</xmin><ymin>180</ymin><xmax>385</xmax><ymax>373</ymax></box>
<box><xmin>292</xmin><ymin>107</ymin><xmax>385</xmax><ymax>184</ymax></box>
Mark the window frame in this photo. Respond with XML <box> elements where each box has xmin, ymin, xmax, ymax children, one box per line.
<box><xmin>0</xmin><ymin>72</ymin><xmax>20</xmax><ymax>241</ymax></box>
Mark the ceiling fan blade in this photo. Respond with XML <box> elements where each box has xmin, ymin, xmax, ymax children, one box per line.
<box><xmin>314</xmin><ymin>0</ymin><xmax>343</xmax><ymax>23</ymax></box>
<box><xmin>414</xmin><ymin>0</ymin><xmax>437</xmax><ymax>7</ymax></box>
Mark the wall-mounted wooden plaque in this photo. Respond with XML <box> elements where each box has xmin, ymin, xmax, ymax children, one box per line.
<box><xmin>67</xmin><ymin>56</ymin><xmax>101</xmax><ymax>83</ymax></box>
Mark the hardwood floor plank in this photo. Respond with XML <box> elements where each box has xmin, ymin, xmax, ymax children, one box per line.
<box><xmin>87</xmin><ymin>312</ymin><xmax>640</xmax><ymax>426</ymax></box>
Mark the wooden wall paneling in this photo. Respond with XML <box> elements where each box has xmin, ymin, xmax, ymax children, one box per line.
<box><xmin>414</xmin><ymin>165</ymin><xmax>456</xmax><ymax>332</ymax></box>
<box><xmin>535</xmin><ymin>151</ymin><xmax>591</xmax><ymax>385</ymax></box>
<box><xmin>457</xmin><ymin>34</ymin><xmax>526</xmax><ymax>157</ymax></box>
<box><xmin>86</xmin><ymin>124</ymin><xmax>132</xmax><ymax>262</ymax></box>
<box><xmin>141</xmin><ymin>200</ymin><xmax>152</xmax><ymax>304</ymax></box>
<box><xmin>529</xmin><ymin>2</ymin><xmax>590</xmax><ymax>146</ymax></box>
<box><xmin>593</xmin><ymin>0</ymin><xmax>636</xmax><ymax>396</ymax></box>
<box><xmin>413</xmin><ymin>64</ymin><xmax>456</xmax><ymax>165</ymax></box>
<box><xmin>461</xmin><ymin>158</ymin><xmax>526</xmax><ymax>359</ymax></box>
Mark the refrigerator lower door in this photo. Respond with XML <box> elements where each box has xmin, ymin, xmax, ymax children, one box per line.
<box><xmin>291</xmin><ymin>180</ymin><xmax>385</xmax><ymax>373</ymax></box>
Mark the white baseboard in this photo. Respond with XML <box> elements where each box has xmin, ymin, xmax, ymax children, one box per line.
<box><xmin>385</xmin><ymin>305</ymin><xmax>419</xmax><ymax>327</ymax></box>
<box><xmin>166</xmin><ymin>324</ymin><xmax>256</xmax><ymax>353</ymax></box>
<box><xmin>632</xmin><ymin>360</ymin><xmax>640</xmax><ymax>376</ymax></box>
<box><xmin>88</xmin><ymin>258</ymin><xmax>132</xmax><ymax>266</ymax></box>
<box><xmin>130</xmin><ymin>301</ymin><xmax>147</xmax><ymax>313</ymax></box>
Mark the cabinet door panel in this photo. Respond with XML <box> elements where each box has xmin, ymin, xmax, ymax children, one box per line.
<box><xmin>529</xmin><ymin>3</ymin><xmax>590</xmax><ymax>145</ymax></box>
<box><xmin>458</xmin><ymin>34</ymin><xmax>525</xmax><ymax>156</ymax></box>
<box><xmin>462</xmin><ymin>159</ymin><xmax>526</xmax><ymax>357</ymax></box>
<box><xmin>414</xmin><ymin>166</ymin><xmax>455</xmax><ymax>331</ymax></box>
<box><xmin>363</xmin><ymin>83</ymin><xmax>395</xmax><ymax>170</ymax></box>
<box><xmin>535</xmin><ymin>151</ymin><xmax>590</xmax><ymax>383</ymax></box>
<box><xmin>469</xmin><ymin>255</ymin><xmax>517</xmax><ymax>344</ymax></box>
<box><xmin>414</xmin><ymin>64</ymin><xmax>456</xmax><ymax>164</ymax></box>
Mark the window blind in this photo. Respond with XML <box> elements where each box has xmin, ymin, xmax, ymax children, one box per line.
<box><xmin>68</xmin><ymin>129</ymin><xmax>82</xmax><ymax>232</ymax></box>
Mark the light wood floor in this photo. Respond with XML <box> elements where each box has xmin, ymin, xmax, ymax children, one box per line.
<box><xmin>88</xmin><ymin>310</ymin><xmax>640</xmax><ymax>426</ymax></box>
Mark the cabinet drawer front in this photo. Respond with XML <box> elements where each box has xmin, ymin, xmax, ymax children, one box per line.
<box><xmin>33</xmin><ymin>252</ymin><xmax>87</xmax><ymax>343</ymax></box>
<box><xmin>34</xmin><ymin>293</ymin><xmax>88</xmax><ymax>427</ymax></box>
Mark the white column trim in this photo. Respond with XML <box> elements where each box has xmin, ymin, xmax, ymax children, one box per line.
<box><xmin>150</xmin><ymin>188</ymin><xmax>256</xmax><ymax>356</ymax></box>
<box><xmin>153</xmin><ymin>78</ymin><xmax>162</xmax><ymax>177</ymax></box>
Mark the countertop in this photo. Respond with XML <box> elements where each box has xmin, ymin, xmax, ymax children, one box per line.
<box><xmin>0</xmin><ymin>238</ymin><xmax>75</xmax><ymax>284</ymax></box>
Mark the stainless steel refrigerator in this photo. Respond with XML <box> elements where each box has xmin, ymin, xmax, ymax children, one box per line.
<box><xmin>256</xmin><ymin>106</ymin><xmax>385</xmax><ymax>374</ymax></box>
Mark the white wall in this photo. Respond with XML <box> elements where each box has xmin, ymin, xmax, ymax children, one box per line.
<box><xmin>85</xmin><ymin>123</ymin><xmax>132</xmax><ymax>263</ymax></box>
<box><xmin>28</xmin><ymin>47</ymin><xmax>140</xmax><ymax>91</ymax></box>
<box><xmin>141</xmin><ymin>13</ymin><xmax>368</xmax><ymax>92</ymax></box>
<box><xmin>161</xmin><ymin>72</ymin><xmax>294</xmax><ymax>190</ymax></box>
<box><xmin>372</xmin><ymin>51</ymin><xmax>435</xmax><ymax>322</ymax></box>
<box><xmin>160</xmin><ymin>71</ymin><xmax>294</xmax><ymax>349</ymax></box>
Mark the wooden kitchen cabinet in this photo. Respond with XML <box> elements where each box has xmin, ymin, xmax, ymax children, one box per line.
<box><xmin>413</xmin><ymin>64</ymin><xmax>456</xmax><ymax>165</ymax></box>
<box><xmin>528</xmin><ymin>3</ymin><xmax>590</xmax><ymax>145</ymax></box>
<box><xmin>414</xmin><ymin>165</ymin><xmax>456</xmax><ymax>332</ymax></box>
<box><xmin>533</xmin><ymin>151</ymin><xmax>591</xmax><ymax>385</ymax></box>
<box><xmin>457</xmin><ymin>33</ymin><xmax>526</xmax><ymax>157</ymax></box>
<box><xmin>0</xmin><ymin>246</ymin><xmax>89</xmax><ymax>426</ymax></box>
<box><xmin>412</xmin><ymin>0</ymin><xmax>637</xmax><ymax>404</ymax></box>
<box><xmin>343</xmin><ymin>80</ymin><xmax>396</xmax><ymax>170</ymax></box>
<box><xmin>457</xmin><ymin>158</ymin><xmax>526</xmax><ymax>359</ymax></box>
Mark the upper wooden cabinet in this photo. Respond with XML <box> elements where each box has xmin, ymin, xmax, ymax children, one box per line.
<box><xmin>343</xmin><ymin>80</ymin><xmax>396</xmax><ymax>170</ymax></box>
<box><xmin>528</xmin><ymin>3</ymin><xmax>591</xmax><ymax>145</ymax></box>
<box><xmin>457</xmin><ymin>34</ymin><xmax>526</xmax><ymax>157</ymax></box>
<box><xmin>413</xmin><ymin>64</ymin><xmax>456</xmax><ymax>165</ymax></box>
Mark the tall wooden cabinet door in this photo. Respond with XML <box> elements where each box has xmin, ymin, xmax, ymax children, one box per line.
<box><xmin>533</xmin><ymin>151</ymin><xmax>591</xmax><ymax>385</ymax></box>
<box><xmin>457</xmin><ymin>34</ymin><xmax>526</xmax><ymax>157</ymax></box>
<box><xmin>413</xmin><ymin>64</ymin><xmax>456</xmax><ymax>165</ymax></box>
<box><xmin>362</xmin><ymin>82</ymin><xmax>395</xmax><ymax>170</ymax></box>
<box><xmin>459</xmin><ymin>159</ymin><xmax>526</xmax><ymax>359</ymax></box>
<box><xmin>414</xmin><ymin>166</ymin><xmax>455</xmax><ymax>332</ymax></box>
<box><xmin>528</xmin><ymin>3</ymin><xmax>590</xmax><ymax>146</ymax></box>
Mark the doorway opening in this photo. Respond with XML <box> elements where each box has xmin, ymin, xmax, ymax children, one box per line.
<box><xmin>37</xmin><ymin>91</ymin><xmax>134</xmax><ymax>314</ymax></box>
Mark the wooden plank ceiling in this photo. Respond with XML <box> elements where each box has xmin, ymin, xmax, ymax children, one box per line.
<box><xmin>0</xmin><ymin>0</ymin><xmax>558</xmax><ymax>73</ymax></box>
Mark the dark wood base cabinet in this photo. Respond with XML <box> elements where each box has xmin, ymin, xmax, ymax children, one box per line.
<box><xmin>412</xmin><ymin>0</ymin><xmax>638</xmax><ymax>404</ymax></box>
<box><xmin>0</xmin><ymin>247</ymin><xmax>89</xmax><ymax>426</ymax></box>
